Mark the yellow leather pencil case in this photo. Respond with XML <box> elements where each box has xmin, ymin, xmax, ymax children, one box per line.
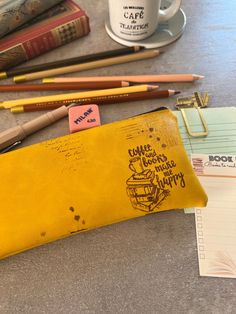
<box><xmin>0</xmin><ymin>108</ymin><xmax>207</xmax><ymax>259</ymax></box>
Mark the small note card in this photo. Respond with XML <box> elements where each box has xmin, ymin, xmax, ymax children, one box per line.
<box><xmin>192</xmin><ymin>153</ymin><xmax>236</xmax><ymax>278</ymax></box>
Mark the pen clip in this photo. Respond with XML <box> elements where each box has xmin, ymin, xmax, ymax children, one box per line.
<box><xmin>0</xmin><ymin>141</ymin><xmax>21</xmax><ymax>154</ymax></box>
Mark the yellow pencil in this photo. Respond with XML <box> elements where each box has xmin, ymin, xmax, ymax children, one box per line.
<box><xmin>0</xmin><ymin>85</ymin><xmax>158</xmax><ymax>109</ymax></box>
<box><xmin>13</xmin><ymin>49</ymin><xmax>161</xmax><ymax>83</ymax></box>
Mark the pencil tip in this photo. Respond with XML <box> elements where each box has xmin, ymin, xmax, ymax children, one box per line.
<box><xmin>148</xmin><ymin>85</ymin><xmax>159</xmax><ymax>91</ymax></box>
<box><xmin>194</xmin><ymin>74</ymin><xmax>205</xmax><ymax>80</ymax></box>
<box><xmin>122</xmin><ymin>81</ymin><xmax>130</xmax><ymax>87</ymax></box>
<box><xmin>168</xmin><ymin>90</ymin><xmax>181</xmax><ymax>96</ymax></box>
<box><xmin>153</xmin><ymin>49</ymin><xmax>164</xmax><ymax>55</ymax></box>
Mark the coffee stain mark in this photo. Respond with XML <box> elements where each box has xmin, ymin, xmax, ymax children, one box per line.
<box><xmin>149</xmin><ymin>128</ymin><xmax>154</xmax><ymax>132</ymax></box>
<box><xmin>162</xmin><ymin>143</ymin><xmax>167</xmax><ymax>148</ymax></box>
<box><xmin>156</xmin><ymin>137</ymin><xmax>160</xmax><ymax>141</ymax></box>
<box><xmin>82</xmin><ymin>220</ymin><xmax>85</xmax><ymax>225</ymax></box>
<box><xmin>69</xmin><ymin>206</ymin><xmax>75</xmax><ymax>212</ymax></box>
<box><xmin>40</xmin><ymin>232</ymin><xmax>46</xmax><ymax>237</ymax></box>
<box><xmin>149</xmin><ymin>135</ymin><xmax>153</xmax><ymax>138</ymax></box>
<box><xmin>74</xmin><ymin>215</ymin><xmax>80</xmax><ymax>221</ymax></box>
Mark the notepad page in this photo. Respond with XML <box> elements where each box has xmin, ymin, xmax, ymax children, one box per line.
<box><xmin>192</xmin><ymin>153</ymin><xmax>236</xmax><ymax>278</ymax></box>
<box><xmin>174</xmin><ymin>107</ymin><xmax>236</xmax><ymax>213</ymax></box>
<box><xmin>174</xmin><ymin>107</ymin><xmax>236</xmax><ymax>155</ymax></box>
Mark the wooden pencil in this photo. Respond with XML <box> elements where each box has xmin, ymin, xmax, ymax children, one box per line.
<box><xmin>0</xmin><ymin>46</ymin><xmax>143</xmax><ymax>79</ymax></box>
<box><xmin>13</xmin><ymin>50</ymin><xmax>162</xmax><ymax>83</ymax></box>
<box><xmin>43</xmin><ymin>74</ymin><xmax>204</xmax><ymax>84</ymax></box>
<box><xmin>11</xmin><ymin>89</ymin><xmax>178</xmax><ymax>113</ymax></box>
<box><xmin>0</xmin><ymin>84</ymin><xmax>158</xmax><ymax>109</ymax></box>
<box><xmin>0</xmin><ymin>81</ymin><xmax>130</xmax><ymax>92</ymax></box>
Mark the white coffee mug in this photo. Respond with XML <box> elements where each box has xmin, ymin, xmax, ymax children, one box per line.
<box><xmin>108</xmin><ymin>0</ymin><xmax>182</xmax><ymax>41</ymax></box>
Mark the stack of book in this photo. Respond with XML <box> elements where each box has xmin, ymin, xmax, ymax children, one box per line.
<box><xmin>0</xmin><ymin>0</ymin><xmax>90</xmax><ymax>71</ymax></box>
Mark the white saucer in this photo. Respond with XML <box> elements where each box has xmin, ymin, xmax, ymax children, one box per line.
<box><xmin>105</xmin><ymin>1</ymin><xmax>186</xmax><ymax>48</ymax></box>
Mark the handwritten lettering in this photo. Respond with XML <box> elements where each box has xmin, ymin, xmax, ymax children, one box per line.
<box><xmin>155</xmin><ymin>160</ymin><xmax>176</xmax><ymax>172</ymax></box>
<box><xmin>128</xmin><ymin>143</ymin><xmax>186</xmax><ymax>191</ymax></box>
<box><xmin>156</xmin><ymin>172</ymin><xmax>186</xmax><ymax>189</ymax></box>
<box><xmin>142</xmin><ymin>154</ymin><xmax>168</xmax><ymax>167</ymax></box>
<box><xmin>205</xmin><ymin>161</ymin><xmax>236</xmax><ymax>168</ymax></box>
<box><xmin>128</xmin><ymin>145</ymin><xmax>152</xmax><ymax>157</ymax></box>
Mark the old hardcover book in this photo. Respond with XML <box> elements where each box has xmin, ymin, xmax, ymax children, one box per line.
<box><xmin>0</xmin><ymin>0</ymin><xmax>90</xmax><ymax>70</ymax></box>
<box><xmin>0</xmin><ymin>0</ymin><xmax>64</xmax><ymax>38</ymax></box>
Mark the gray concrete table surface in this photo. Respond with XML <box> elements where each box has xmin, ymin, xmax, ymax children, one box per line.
<box><xmin>0</xmin><ymin>0</ymin><xmax>236</xmax><ymax>313</ymax></box>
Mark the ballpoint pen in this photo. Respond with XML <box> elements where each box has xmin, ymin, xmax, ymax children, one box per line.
<box><xmin>0</xmin><ymin>104</ymin><xmax>76</xmax><ymax>153</ymax></box>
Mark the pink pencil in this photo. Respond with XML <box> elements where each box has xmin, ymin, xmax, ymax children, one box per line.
<box><xmin>43</xmin><ymin>74</ymin><xmax>204</xmax><ymax>84</ymax></box>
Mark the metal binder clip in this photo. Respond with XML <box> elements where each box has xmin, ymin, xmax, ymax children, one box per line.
<box><xmin>176</xmin><ymin>92</ymin><xmax>209</xmax><ymax>137</ymax></box>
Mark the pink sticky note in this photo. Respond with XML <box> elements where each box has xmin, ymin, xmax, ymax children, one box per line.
<box><xmin>68</xmin><ymin>104</ymin><xmax>101</xmax><ymax>133</ymax></box>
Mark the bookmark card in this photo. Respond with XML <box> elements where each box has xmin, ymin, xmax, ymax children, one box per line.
<box><xmin>192</xmin><ymin>153</ymin><xmax>236</xmax><ymax>278</ymax></box>
<box><xmin>0</xmin><ymin>109</ymin><xmax>207</xmax><ymax>259</ymax></box>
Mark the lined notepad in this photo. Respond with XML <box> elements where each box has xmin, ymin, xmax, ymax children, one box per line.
<box><xmin>174</xmin><ymin>107</ymin><xmax>236</xmax><ymax>213</ymax></box>
<box><xmin>192</xmin><ymin>153</ymin><xmax>236</xmax><ymax>278</ymax></box>
<box><xmin>174</xmin><ymin>107</ymin><xmax>236</xmax><ymax>155</ymax></box>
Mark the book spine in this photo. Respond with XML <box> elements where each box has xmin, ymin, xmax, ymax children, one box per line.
<box><xmin>0</xmin><ymin>0</ymin><xmax>64</xmax><ymax>38</ymax></box>
<box><xmin>0</xmin><ymin>14</ymin><xmax>90</xmax><ymax>70</ymax></box>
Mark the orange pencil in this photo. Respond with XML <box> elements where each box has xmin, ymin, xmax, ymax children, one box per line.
<box><xmin>43</xmin><ymin>74</ymin><xmax>204</xmax><ymax>84</ymax></box>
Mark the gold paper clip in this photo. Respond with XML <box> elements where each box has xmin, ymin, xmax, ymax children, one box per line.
<box><xmin>176</xmin><ymin>92</ymin><xmax>209</xmax><ymax>137</ymax></box>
